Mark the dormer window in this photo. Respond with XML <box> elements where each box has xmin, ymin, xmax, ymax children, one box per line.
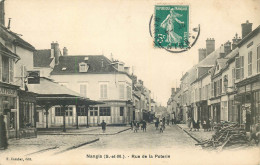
<box><xmin>79</xmin><ymin>62</ymin><xmax>89</xmax><ymax>72</ymax></box>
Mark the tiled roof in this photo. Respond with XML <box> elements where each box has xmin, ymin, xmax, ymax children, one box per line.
<box><xmin>184</xmin><ymin>48</ymin><xmax>221</xmax><ymax>83</ymax></box>
<box><xmin>0</xmin><ymin>41</ymin><xmax>20</xmax><ymax>59</ymax></box>
<box><xmin>51</xmin><ymin>55</ymin><xmax>118</xmax><ymax>75</ymax></box>
<box><xmin>33</xmin><ymin>49</ymin><xmax>53</xmax><ymax>67</ymax></box>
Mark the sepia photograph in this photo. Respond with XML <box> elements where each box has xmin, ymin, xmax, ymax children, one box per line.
<box><xmin>0</xmin><ymin>0</ymin><xmax>260</xmax><ymax>164</ymax></box>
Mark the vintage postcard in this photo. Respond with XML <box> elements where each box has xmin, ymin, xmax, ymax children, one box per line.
<box><xmin>0</xmin><ymin>0</ymin><xmax>260</xmax><ymax>165</ymax></box>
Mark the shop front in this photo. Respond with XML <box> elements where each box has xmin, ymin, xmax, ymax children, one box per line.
<box><xmin>18</xmin><ymin>90</ymin><xmax>37</xmax><ymax>138</ymax></box>
<box><xmin>235</xmin><ymin>75</ymin><xmax>260</xmax><ymax>132</ymax></box>
<box><xmin>0</xmin><ymin>83</ymin><xmax>19</xmax><ymax>139</ymax></box>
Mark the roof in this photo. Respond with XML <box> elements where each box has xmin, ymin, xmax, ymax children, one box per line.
<box><xmin>33</xmin><ymin>49</ymin><xmax>53</xmax><ymax>67</ymax></box>
<box><xmin>0</xmin><ymin>24</ymin><xmax>35</xmax><ymax>51</ymax></box>
<box><xmin>0</xmin><ymin>41</ymin><xmax>20</xmax><ymax>59</ymax></box>
<box><xmin>51</xmin><ymin>55</ymin><xmax>132</xmax><ymax>78</ymax></box>
<box><xmin>185</xmin><ymin>48</ymin><xmax>221</xmax><ymax>84</ymax></box>
<box><xmin>51</xmin><ymin>55</ymin><xmax>118</xmax><ymax>75</ymax></box>
<box><xmin>27</xmin><ymin>77</ymin><xmax>82</xmax><ymax>97</ymax></box>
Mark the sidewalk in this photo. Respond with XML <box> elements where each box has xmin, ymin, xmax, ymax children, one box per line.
<box><xmin>38</xmin><ymin>126</ymin><xmax>131</xmax><ymax>135</ymax></box>
<box><xmin>177</xmin><ymin>124</ymin><xmax>214</xmax><ymax>143</ymax></box>
<box><xmin>0</xmin><ymin>126</ymin><xmax>131</xmax><ymax>157</ymax></box>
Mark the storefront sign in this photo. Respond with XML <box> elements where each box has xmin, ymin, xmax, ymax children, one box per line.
<box><xmin>0</xmin><ymin>87</ymin><xmax>17</xmax><ymax>96</ymax></box>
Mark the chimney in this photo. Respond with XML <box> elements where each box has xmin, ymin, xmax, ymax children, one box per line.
<box><xmin>171</xmin><ymin>88</ymin><xmax>176</xmax><ymax>96</ymax></box>
<box><xmin>232</xmin><ymin>33</ymin><xmax>242</xmax><ymax>50</ymax></box>
<box><xmin>224</xmin><ymin>41</ymin><xmax>231</xmax><ymax>56</ymax></box>
<box><xmin>63</xmin><ymin>47</ymin><xmax>68</xmax><ymax>56</ymax></box>
<box><xmin>124</xmin><ymin>67</ymin><xmax>130</xmax><ymax>74</ymax></box>
<box><xmin>138</xmin><ymin>80</ymin><xmax>143</xmax><ymax>85</ymax></box>
<box><xmin>241</xmin><ymin>20</ymin><xmax>252</xmax><ymax>39</ymax></box>
<box><xmin>206</xmin><ymin>38</ymin><xmax>215</xmax><ymax>55</ymax></box>
<box><xmin>51</xmin><ymin>42</ymin><xmax>60</xmax><ymax>65</ymax></box>
<box><xmin>0</xmin><ymin>0</ymin><xmax>5</xmax><ymax>26</ymax></box>
<box><xmin>198</xmin><ymin>48</ymin><xmax>206</xmax><ymax>62</ymax></box>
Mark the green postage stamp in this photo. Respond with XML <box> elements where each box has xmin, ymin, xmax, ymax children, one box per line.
<box><xmin>154</xmin><ymin>5</ymin><xmax>189</xmax><ymax>49</ymax></box>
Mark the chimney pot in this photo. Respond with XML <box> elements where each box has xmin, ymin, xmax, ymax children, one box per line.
<box><xmin>63</xmin><ymin>47</ymin><xmax>68</xmax><ymax>56</ymax></box>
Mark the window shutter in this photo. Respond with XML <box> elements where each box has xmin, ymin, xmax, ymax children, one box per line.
<box><xmin>241</xmin><ymin>56</ymin><xmax>244</xmax><ymax>79</ymax></box>
<box><xmin>80</xmin><ymin>84</ymin><xmax>87</xmax><ymax>97</ymax></box>
<box><xmin>257</xmin><ymin>46</ymin><xmax>260</xmax><ymax>73</ymax></box>
<box><xmin>9</xmin><ymin>58</ymin><xmax>14</xmax><ymax>83</ymax></box>
<box><xmin>235</xmin><ymin>57</ymin><xmax>240</xmax><ymax>79</ymax></box>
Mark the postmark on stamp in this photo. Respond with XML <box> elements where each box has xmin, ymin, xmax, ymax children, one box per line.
<box><xmin>154</xmin><ymin>5</ymin><xmax>189</xmax><ymax>50</ymax></box>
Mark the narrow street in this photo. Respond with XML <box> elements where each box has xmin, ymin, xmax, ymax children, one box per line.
<box><xmin>78</xmin><ymin>124</ymin><xmax>196</xmax><ymax>150</ymax></box>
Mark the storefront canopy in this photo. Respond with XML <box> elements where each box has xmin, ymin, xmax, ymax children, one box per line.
<box><xmin>27</xmin><ymin>77</ymin><xmax>103</xmax><ymax>106</ymax></box>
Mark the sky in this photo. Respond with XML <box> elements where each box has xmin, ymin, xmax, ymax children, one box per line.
<box><xmin>4</xmin><ymin>0</ymin><xmax>260</xmax><ymax>106</ymax></box>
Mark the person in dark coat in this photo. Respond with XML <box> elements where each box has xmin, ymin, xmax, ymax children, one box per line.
<box><xmin>0</xmin><ymin>115</ymin><xmax>8</xmax><ymax>149</ymax></box>
<box><xmin>101</xmin><ymin>120</ymin><xmax>106</xmax><ymax>133</ymax></box>
<box><xmin>155</xmin><ymin>120</ymin><xmax>159</xmax><ymax>130</ymax></box>
<box><xmin>142</xmin><ymin>120</ymin><xmax>147</xmax><ymax>132</ymax></box>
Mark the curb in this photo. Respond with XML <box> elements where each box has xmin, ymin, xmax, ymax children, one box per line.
<box><xmin>25</xmin><ymin>146</ymin><xmax>59</xmax><ymax>156</ymax></box>
<box><xmin>176</xmin><ymin>124</ymin><xmax>201</xmax><ymax>143</ymax></box>
<box><xmin>38</xmin><ymin>128</ymin><xmax>131</xmax><ymax>136</ymax></box>
<box><xmin>53</xmin><ymin>138</ymin><xmax>99</xmax><ymax>155</ymax></box>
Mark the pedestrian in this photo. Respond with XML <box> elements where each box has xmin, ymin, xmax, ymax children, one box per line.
<box><xmin>160</xmin><ymin>120</ymin><xmax>164</xmax><ymax>133</ymax></box>
<box><xmin>101</xmin><ymin>120</ymin><xmax>106</xmax><ymax>133</ymax></box>
<box><xmin>202</xmin><ymin>120</ymin><xmax>207</xmax><ymax>132</ymax></box>
<box><xmin>166</xmin><ymin>119</ymin><xmax>170</xmax><ymax>126</ymax></box>
<box><xmin>155</xmin><ymin>120</ymin><xmax>159</xmax><ymax>130</ymax></box>
<box><xmin>192</xmin><ymin>118</ymin><xmax>196</xmax><ymax>131</ymax></box>
<box><xmin>210</xmin><ymin>118</ymin><xmax>214</xmax><ymax>131</ymax></box>
<box><xmin>143</xmin><ymin>120</ymin><xmax>147</xmax><ymax>132</ymax></box>
<box><xmin>206</xmin><ymin>119</ymin><xmax>210</xmax><ymax>131</ymax></box>
<box><xmin>130</xmin><ymin>121</ymin><xmax>133</xmax><ymax>130</ymax></box>
<box><xmin>187</xmin><ymin>116</ymin><xmax>192</xmax><ymax>131</ymax></box>
<box><xmin>134</xmin><ymin>121</ymin><xmax>138</xmax><ymax>133</ymax></box>
<box><xmin>140</xmin><ymin>120</ymin><xmax>144</xmax><ymax>131</ymax></box>
<box><xmin>0</xmin><ymin>115</ymin><xmax>8</xmax><ymax>150</ymax></box>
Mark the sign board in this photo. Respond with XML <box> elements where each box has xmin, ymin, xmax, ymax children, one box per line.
<box><xmin>27</xmin><ymin>71</ymin><xmax>40</xmax><ymax>84</ymax></box>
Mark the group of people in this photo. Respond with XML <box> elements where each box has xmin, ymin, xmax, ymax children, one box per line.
<box><xmin>0</xmin><ymin>115</ymin><xmax>8</xmax><ymax>150</ymax></box>
<box><xmin>154</xmin><ymin>118</ymin><xmax>168</xmax><ymax>133</ymax></box>
<box><xmin>187</xmin><ymin>117</ymin><xmax>214</xmax><ymax>132</ymax></box>
<box><xmin>130</xmin><ymin>120</ymin><xmax>147</xmax><ymax>133</ymax></box>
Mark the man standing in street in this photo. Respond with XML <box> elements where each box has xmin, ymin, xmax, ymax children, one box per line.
<box><xmin>0</xmin><ymin>115</ymin><xmax>8</xmax><ymax>150</ymax></box>
<box><xmin>143</xmin><ymin>120</ymin><xmax>147</xmax><ymax>132</ymax></box>
<box><xmin>101</xmin><ymin>120</ymin><xmax>106</xmax><ymax>133</ymax></box>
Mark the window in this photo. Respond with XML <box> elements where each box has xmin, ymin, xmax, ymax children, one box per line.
<box><xmin>127</xmin><ymin>86</ymin><xmax>131</xmax><ymax>100</ymax></box>
<box><xmin>223</xmin><ymin>75</ymin><xmax>228</xmax><ymax>92</ymax></box>
<box><xmin>20</xmin><ymin>65</ymin><xmax>27</xmax><ymax>89</ymax></box>
<box><xmin>232</xmin><ymin>68</ymin><xmax>235</xmax><ymax>87</ymax></box>
<box><xmin>77</xmin><ymin>107</ymin><xmax>87</xmax><ymax>116</ymax></box>
<box><xmin>100</xmin><ymin>84</ymin><xmax>108</xmax><ymax>99</ymax></box>
<box><xmin>89</xmin><ymin>106</ymin><xmax>98</xmax><ymax>116</ymax></box>
<box><xmin>9</xmin><ymin>58</ymin><xmax>14</xmax><ymax>83</ymax></box>
<box><xmin>55</xmin><ymin>107</ymin><xmax>63</xmax><ymax>116</ymax></box>
<box><xmin>257</xmin><ymin>46</ymin><xmax>260</xmax><ymax>73</ymax></box>
<box><xmin>99</xmin><ymin>107</ymin><xmax>111</xmax><ymax>116</ymax></box>
<box><xmin>119</xmin><ymin>84</ymin><xmax>124</xmax><ymax>99</ymax></box>
<box><xmin>120</xmin><ymin>107</ymin><xmax>124</xmax><ymax>116</ymax></box>
<box><xmin>80</xmin><ymin>84</ymin><xmax>87</xmax><ymax>97</ymax></box>
<box><xmin>79</xmin><ymin>62</ymin><xmax>89</xmax><ymax>72</ymax></box>
<box><xmin>2</xmin><ymin>55</ymin><xmax>9</xmax><ymax>83</ymax></box>
<box><xmin>235</xmin><ymin>57</ymin><xmax>240</xmax><ymax>80</ymax></box>
<box><xmin>248</xmin><ymin>51</ymin><xmax>252</xmax><ymax>76</ymax></box>
<box><xmin>55</xmin><ymin>107</ymin><xmax>72</xmax><ymax>116</ymax></box>
<box><xmin>241</xmin><ymin>56</ymin><xmax>244</xmax><ymax>79</ymax></box>
<box><xmin>219</xmin><ymin>79</ymin><xmax>222</xmax><ymax>95</ymax></box>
